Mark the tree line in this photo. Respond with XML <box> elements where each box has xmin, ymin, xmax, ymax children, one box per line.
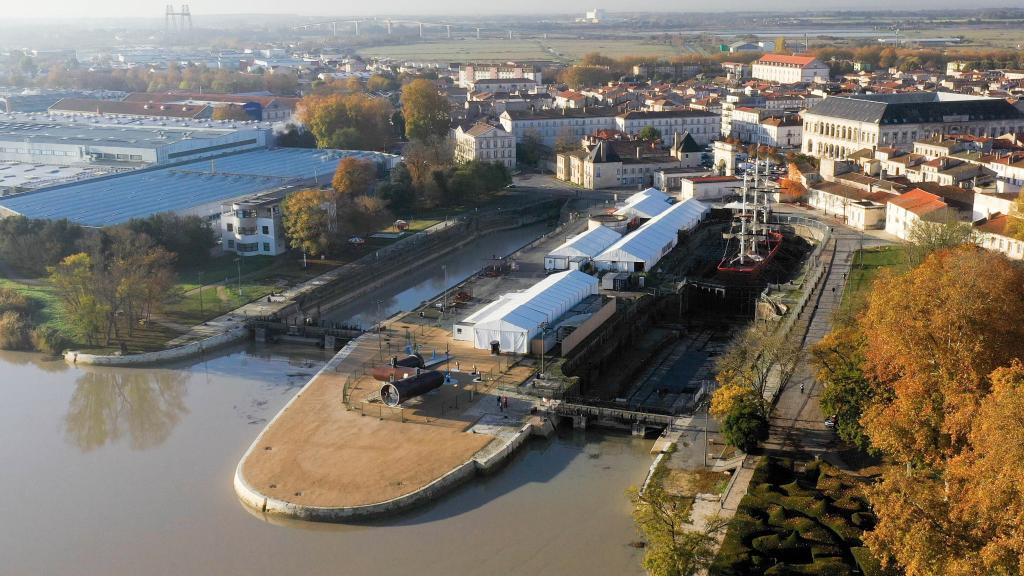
<box><xmin>0</xmin><ymin>213</ymin><xmax>217</xmax><ymax>351</ymax></box>
<box><xmin>811</xmin><ymin>244</ymin><xmax>1024</xmax><ymax>574</ymax></box>
<box><xmin>9</xmin><ymin>59</ymin><xmax>299</xmax><ymax>96</ymax></box>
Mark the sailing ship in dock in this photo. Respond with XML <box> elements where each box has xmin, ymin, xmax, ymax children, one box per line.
<box><xmin>718</xmin><ymin>159</ymin><xmax>783</xmax><ymax>274</ymax></box>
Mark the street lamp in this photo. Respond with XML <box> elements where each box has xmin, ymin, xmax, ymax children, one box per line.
<box><xmin>441</xmin><ymin>264</ymin><xmax>448</xmax><ymax>319</ymax></box>
<box><xmin>235</xmin><ymin>257</ymin><xmax>242</xmax><ymax>297</ymax></box>
<box><xmin>538</xmin><ymin>321</ymin><xmax>549</xmax><ymax>378</ymax></box>
<box><xmin>197</xmin><ymin>271</ymin><xmax>204</xmax><ymax>318</ymax></box>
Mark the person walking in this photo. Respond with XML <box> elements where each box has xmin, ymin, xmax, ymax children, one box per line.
<box><xmin>800</xmin><ymin>383</ymin><xmax>805</xmax><ymax>394</ymax></box>
<box><xmin>497</xmin><ymin>395</ymin><xmax>503</xmax><ymax>412</ymax></box>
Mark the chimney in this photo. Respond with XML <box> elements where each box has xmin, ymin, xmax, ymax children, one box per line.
<box><xmin>636</xmin><ymin>146</ymin><xmax>641</xmax><ymax>159</ymax></box>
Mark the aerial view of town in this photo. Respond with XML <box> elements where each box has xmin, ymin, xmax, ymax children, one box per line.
<box><xmin>2</xmin><ymin>1</ymin><xmax>1024</xmax><ymax>574</ymax></box>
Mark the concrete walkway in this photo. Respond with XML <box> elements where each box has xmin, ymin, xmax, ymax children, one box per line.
<box><xmin>763</xmin><ymin>227</ymin><xmax>866</xmax><ymax>466</ymax></box>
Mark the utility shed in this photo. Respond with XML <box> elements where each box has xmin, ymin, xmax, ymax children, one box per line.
<box><xmin>614</xmin><ymin>187</ymin><xmax>672</xmax><ymax>222</ymax></box>
<box><xmin>594</xmin><ymin>198</ymin><xmax>708</xmax><ymax>272</ymax></box>
<box><xmin>544</xmin><ymin>225</ymin><xmax>622</xmax><ymax>271</ymax></box>
<box><xmin>453</xmin><ymin>270</ymin><xmax>598</xmax><ymax>354</ymax></box>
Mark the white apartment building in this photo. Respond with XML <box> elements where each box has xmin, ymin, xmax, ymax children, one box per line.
<box><xmin>802</xmin><ymin>93</ymin><xmax>1024</xmax><ymax>160</ymax></box>
<box><xmin>221</xmin><ymin>190</ymin><xmax>289</xmax><ymax>257</ymax></box>
<box><xmin>613</xmin><ymin>110</ymin><xmax>720</xmax><ymax>146</ymax></box>
<box><xmin>751</xmin><ymin>54</ymin><xmax>830</xmax><ymax>84</ymax></box>
<box><xmin>453</xmin><ymin>123</ymin><xmax>516</xmax><ymax>170</ymax></box>
<box><xmin>458</xmin><ymin>64</ymin><xmax>542</xmax><ymax>89</ymax></box>
<box><xmin>500</xmin><ymin>107</ymin><xmax>618</xmax><ymax>148</ymax></box>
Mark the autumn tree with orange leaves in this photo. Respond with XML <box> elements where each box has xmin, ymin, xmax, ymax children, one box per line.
<box><xmin>849</xmin><ymin>245</ymin><xmax>1024</xmax><ymax>575</ymax></box>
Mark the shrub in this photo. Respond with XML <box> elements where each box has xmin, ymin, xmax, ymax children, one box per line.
<box><xmin>768</xmin><ymin>504</ymin><xmax>788</xmax><ymax>526</ymax></box>
<box><xmin>850</xmin><ymin>547</ymin><xmax>891</xmax><ymax>576</ymax></box>
<box><xmin>0</xmin><ymin>287</ymin><xmax>30</xmax><ymax>315</ymax></box>
<box><xmin>30</xmin><ymin>326</ymin><xmax>68</xmax><ymax>355</ymax></box>
<box><xmin>850</xmin><ymin>511</ymin><xmax>876</xmax><ymax>530</ymax></box>
<box><xmin>0</xmin><ymin>311</ymin><xmax>28</xmax><ymax>350</ymax></box>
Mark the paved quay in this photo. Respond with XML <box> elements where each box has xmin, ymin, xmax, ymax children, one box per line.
<box><xmin>235</xmin><ymin>322</ymin><xmax>538</xmax><ymax>519</ymax></box>
<box><xmin>234</xmin><ymin>206</ymin><xmax>591</xmax><ymax>520</ymax></box>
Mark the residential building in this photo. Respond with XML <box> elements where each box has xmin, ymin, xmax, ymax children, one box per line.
<box><xmin>752</xmin><ymin>54</ymin><xmax>830</xmax><ymax>84</ymax></box>
<box><xmin>613</xmin><ymin>110</ymin><xmax>720</xmax><ymax>146</ymax></box>
<box><xmin>221</xmin><ymin>189</ymin><xmax>289</xmax><ymax>256</ymax></box>
<box><xmin>453</xmin><ymin>123</ymin><xmax>516</xmax><ymax>170</ymax></box>
<box><xmin>806</xmin><ymin>181</ymin><xmax>892</xmax><ymax>230</ymax></box>
<box><xmin>556</xmin><ymin>140</ymin><xmax>689</xmax><ymax>190</ymax></box>
<box><xmin>465</xmin><ymin>78</ymin><xmax>539</xmax><ymax>94</ymax></box>
<box><xmin>458</xmin><ymin>64</ymin><xmax>542</xmax><ymax>88</ymax></box>
<box><xmin>802</xmin><ymin>93</ymin><xmax>1024</xmax><ymax>160</ymax></box>
<box><xmin>500</xmin><ymin>107</ymin><xmax>618</xmax><ymax>148</ymax></box>
<box><xmin>679</xmin><ymin>175</ymin><xmax>741</xmax><ymax>201</ymax></box>
<box><xmin>975</xmin><ymin>213</ymin><xmax>1024</xmax><ymax>260</ymax></box>
<box><xmin>884</xmin><ymin>187</ymin><xmax>971</xmax><ymax>241</ymax></box>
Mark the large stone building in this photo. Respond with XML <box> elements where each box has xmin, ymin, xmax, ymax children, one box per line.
<box><xmin>613</xmin><ymin>110</ymin><xmax>720</xmax><ymax>146</ymax></box>
<box><xmin>453</xmin><ymin>122</ymin><xmax>516</xmax><ymax>170</ymax></box>
<box><xmin>752</xmin><ymin>54</ymin><xmax>830</xmax><ymax>84</ymax></box>
<box><xmin>500</xmin><ymin>107</ymin><xmax>618</xmax><ymax>148</ymax></box>
<box><xmin>457</xmin><ymin>64</ymin><xmax>542</xmax><ymax>89</ymax></box>
<box><xmin>802</xmin><ymin>93</ymin><xmax>1024</xmax><ymax>160</ymax></box>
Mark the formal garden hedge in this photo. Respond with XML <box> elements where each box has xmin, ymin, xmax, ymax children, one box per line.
<box><xmin>710</xmin><ymin>457</ymin><xmax>894</xmax><ymax>576</ymax></box>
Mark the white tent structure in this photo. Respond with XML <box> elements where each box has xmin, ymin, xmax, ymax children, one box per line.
<box><xmin>544</xmin><ymin>225</ymin><xmax>622</xmax><ymax>271</ymax></box>
<box><xmin>594</xmin><ymin>198</ymin><xmax>709</xmax><ymax>272</ymax></box>
<box><xmin>614</xmin><ymin>188</ymin><xmax>671</xmax><ymax>221</ymax></box>
<box><xmin>454</xmin><ymin>270</ymin><xmax>598</xmax><ymax>354</ymax></box>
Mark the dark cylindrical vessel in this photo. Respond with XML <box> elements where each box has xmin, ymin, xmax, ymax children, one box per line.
<box><xmin>370</xmin><ymin>354</ymin><xmax>425</xmax><ymax>382</ymax></box>
<box><xmin>380</xmin><ymin>370</ymin><xmax>445</xmax><ymax>407</ymax></box>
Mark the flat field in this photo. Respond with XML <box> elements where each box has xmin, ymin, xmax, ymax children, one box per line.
<box><xmin>357</xmin><ymin>37</ymin><xmax>705</xmax><ymax>63</ymax></box>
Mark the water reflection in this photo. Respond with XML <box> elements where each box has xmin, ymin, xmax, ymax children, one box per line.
<box><xmin>64</xmin><ymin>369</ymin><xmax>188</xmax><ymax>452</ymax></box>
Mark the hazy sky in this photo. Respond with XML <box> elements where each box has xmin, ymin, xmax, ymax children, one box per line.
<box><xmin>3</xmin><ymin>0</ymin><xmax>1015</xmax><ymax>19</ymax></box>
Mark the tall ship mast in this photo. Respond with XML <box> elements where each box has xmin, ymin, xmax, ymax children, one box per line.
<box><xmin>718</xmin><ymin>157</ymin><xmax>783</xmax><ymax>274</ymax></box>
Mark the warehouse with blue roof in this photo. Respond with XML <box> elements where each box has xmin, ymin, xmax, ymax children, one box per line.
<box><xmin>0</xmin><ymin>147</ymin><xmax>401</xmax><ymax>226</ymax></box>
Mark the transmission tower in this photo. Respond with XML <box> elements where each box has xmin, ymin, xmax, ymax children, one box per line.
<box><xmin>165</xmin><ymin>4</ymin><xmax>193</xmax><ymax>36</ymax></box>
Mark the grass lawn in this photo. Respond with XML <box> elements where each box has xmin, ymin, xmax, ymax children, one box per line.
<box><xmin>379</xmin><ymin>218</ymin><xmax>442</xmax><ymax>234</ymax></box>
<box><xmin>840</xmin><ymin>246</ymin><xmax>906</xmax><ymax>315</ymax></box>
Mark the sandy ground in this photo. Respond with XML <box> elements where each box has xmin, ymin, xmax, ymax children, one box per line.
<box><xmin>241</xmin><ymin>323</ymin><xmax>533</xmax><ymax>508</ymax></box>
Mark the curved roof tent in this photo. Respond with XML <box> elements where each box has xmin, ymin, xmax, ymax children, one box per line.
<box><xmin>458</xmin><ymin>270</ymin><xmax>598</xmax><ymax>354</ymax></box>
<box><xmin>595</xmin><ymin>198</ymin><xmax>709</xmax><ymax>272</ymax></box>
<box><xmin>547</xmin><ymin>225</ymin><xmax>622</xmax><ymax>260</ymax></box>
<box><xmin>614</xmin><ymin>187</ymin><xmax>671</xmax><ymax>220</ymax></box>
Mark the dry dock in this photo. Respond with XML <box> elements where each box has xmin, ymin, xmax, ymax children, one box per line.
<box><xmin>234</xmin><ymin>321</ymin><xmax>539</xmax><ymax>520</ymax></box>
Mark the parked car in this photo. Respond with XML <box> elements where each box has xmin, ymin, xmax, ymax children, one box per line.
<box><xmin>824</xmin><ymin>416</ymin><xmax>837</xmax><ymax>429</ymax></box>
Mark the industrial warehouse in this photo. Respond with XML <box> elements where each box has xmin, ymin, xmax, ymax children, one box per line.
<box><xmin>0</xmin><ymin>147</ymin><xmax>400</xmax><ymax>225</ymax></box>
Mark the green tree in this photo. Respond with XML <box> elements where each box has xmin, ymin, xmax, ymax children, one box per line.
<box><xmin>639</xmin><ymin>126</ymin><xmax>662</xmax><ymax>142</ymax></box>
<box><xmin>402</xmin><ymin>79</ymin><xmax>451</xmax><ymax>142</ymax></box>
<box><xmin>378</xmin><ymin>163</ymin><xmax>417</xmax><ymax>214</ymax></box>
<box><xmin>811</xmin><ymin>326</ymin><xmax>874</xmax><ymax>452</ymax></box>
<box><xmin>722</xmin><ymin>397</ymin><xmax>769</xmax><ymax>452</ymax></box>
<box><xmin>905</xmin><ymin>217</ymin><xmax>975</xmax><ymax>266</ymax></box>
<box><xmin>517</xmin><ymin>128</ymin><xmax>544</xmax><ymax>167</ymax></box>
<box><xmin>629</xmin><ymin>481</ymin><xmax>729</xmax><ymax>576</ymax></box>
<box><xmin>49</xmin><ymin>253</ymin><xmax>106</xmax><ymax>345</ymax></box>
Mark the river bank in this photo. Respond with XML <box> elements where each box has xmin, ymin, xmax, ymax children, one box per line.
<box><xmin>0</xmin><ymin>345</ymin><xmax>650</xmax><ymax>576</ymax></box>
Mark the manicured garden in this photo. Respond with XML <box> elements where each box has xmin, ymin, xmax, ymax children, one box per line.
<box><xmin>711</xmin><ymin>457</ymin><xmax>890</xmax><ymax>575</ymax></box>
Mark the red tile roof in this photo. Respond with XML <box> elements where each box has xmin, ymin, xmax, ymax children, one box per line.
<box><xmin>755</xmin><ymin>54</ymin><xmax>821</xmax><ymax>68</ymax></box>
<box><xmin>889</xmin><ymin>189</ymin><xmax>948</xmax><ymax>217</ymax></box>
